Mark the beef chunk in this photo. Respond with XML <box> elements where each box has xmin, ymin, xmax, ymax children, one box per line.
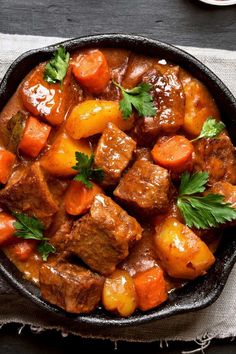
<box><xmin>0</xmin><ymin>162</ymin><xmax>58</xmax><ymax>227</ymax></box>
<box><xmin>94</xmin><ymin>123</ymin><xmax>136</xmax><ymax>186</ymax></box>
<box><xmin>120</xmin><ymin>228</ymin><xmax>159</xmax><ymax>277</ymax></box>
<box><xmin>46</xmin><ymin>205</ymin><xmax>73</xmax><ymax>251</ymax></box>
<box><xmin>122</xmin><ymin>54</ymin><xmax>155</xmax><ymax>89</ymax></box>
<box><xmin>131</xmin><ymin>67</ymin><xmax>185</xmax><ymax>145</ymax></box>
<box><xmin>193</xmin><ymin>133</ymin><xmax>236</xmax><ymax>185</ymax></box>
<box><xmin>98</xmin><ymin>49</ymin><xmax>130</xmax><ymax>100</ymax></box>
<box><xmin>114</xmin><ymin>160</ymin><xmax>171</xmax><ymax>215</ymax></box>
<box><xmin>209</xmin><ymin>181</ymin><xmax>236</xmax><ymax>208</ymax></box>
<box><xmin>40</xmin><ymin>261</ymin><xmax>104</xmax><ymax>314</ymax></box>
<box><xmin>67</xmin><ymin>194</ymin><xmax>142</xmax><ymax>275</ymax></box>
<box><xmin>134</xmin><ymin>147</ymin><xmax>153</xmax><ymax>162</ymax></box>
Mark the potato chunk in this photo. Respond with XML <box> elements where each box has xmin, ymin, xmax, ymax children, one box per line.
<box><xmin>102</xmin><ymin>270</ymin><xmax>137</xmax><ymax>317</ymax></box>
<box><xmin>65</xmin><ymin>100</ymin><xmax>134</xmax><ymax>140</ymax></box>
<box><xmin>181</xmin><ymin>73</ymin><xmax>220</xmax><ymax>137</ymax></box>
<box><xmin>154</xmin><ymin>217</ymin><xmax>215</xmax><ymax>279</ymax></box>
<box><xmin>40</xmin><ymin>133</ymin><xmax>91</xmax><ymax>176</ymax></box>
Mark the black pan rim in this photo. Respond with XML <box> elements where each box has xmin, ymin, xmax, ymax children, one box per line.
<box><xmin>0</xmin><ymin>33</ymin><xmax>236</xmax><ymax>328</ymax></box>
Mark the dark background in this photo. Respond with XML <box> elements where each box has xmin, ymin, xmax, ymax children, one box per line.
<box><xmin>0</xmin><ymin>0</ymin><xmax>236</xmax><ymax>353</ymax></box>
<box><xmin>0</xmin><ymin>0</ymin><xmax>236</xmax><ymax>50</ymax></box>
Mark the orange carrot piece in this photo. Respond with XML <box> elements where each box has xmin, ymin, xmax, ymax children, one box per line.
<box><xmin>0</xmin><ymin>149</ymin><xmax>15</xmax><ymax>184</ymax></box>
<box><xmin>10</xmin><ymin>240</ymin><xmax>37</xmax><ymax>261</ymax></box>
<box><xmin>0</xmin><ymin>212</ymin><xmax>16</xmax><ymax>246</ymax></box>
<box><xmin>64</xmin><ymin>180</ymin><xmax>102</xmax><ymax>216</ymax></box>
<box><xmin>151</xmin><ymin>135</ymin><xmax>193</xmax><ymax>173</ymax></box>
<box><xmin>134</xmin><ymin>267</ymin><xmax>168</xmax><ymax>311</ymax></box>
<box><xmin>19</xmin><ymin>116</ymin><xmax>51</xmax><ymax>158</ymax></box>
<box><xmin>72</xmin><ymin>50</ymin><xmax>110</xmax><ymax>94</ymax></box>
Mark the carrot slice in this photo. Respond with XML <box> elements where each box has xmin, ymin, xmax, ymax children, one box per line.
<box><xmin>0</xmin><ymin>149</ymin><xmax>15</xmax><ymax>184</ymax></box>
<box><xmin>72</xmin><ymin>50</ymin><xmax>110</xmax><ymax>94</ymax></box>
<box><xmin>10</xmin><ymin>240</ymin><xmax>37</xmax><ymax>261</ymax></box>
<box><xmin>151</xmin><ymin>135</ymin><xmax>193</xmax><ymax>173</ymax></box>
<box><xmin>65</xmin><ymin>180</ymin><xmax>102</xmax><ymax>216</ymax></box>
<box><xmin>0</xmin><ymin>212</ymin><xmax>16</xmax><ymax>246</ymax></box>
<box><xmin>18</xmin><ymin>116</ymin><xmax>51</xmax><ymax>158</ymax></box>
<box><xmin>134</xmin><ymin>267</ymin><xmax>168</xmax><ymax>311</ymax></box>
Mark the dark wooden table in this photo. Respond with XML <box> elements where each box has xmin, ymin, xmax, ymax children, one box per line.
<box><xmin>0</xmin><ymin>0</ymin><xmax>236</xmax><ymax>353</ymax></box>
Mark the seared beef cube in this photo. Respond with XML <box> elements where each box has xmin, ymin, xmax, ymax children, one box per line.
<box><xmin>114</xmin><ymin>160</ymin><xmax>171</xmax><ymax>215</ymax></box>
<box><xmin>122</xmin><ymin>54</ymin><xmax>155</xmax><ymax>89</ymax></box>
<box><xmin>134</xmin><ymin>147</ymin><xmax>153</xmax><ymax>162</ymax></box>
<box><xmin>46</xmin><ymin>205</ymin><xmax>73</xmax><ymax>251</ymax></box>
<box><xmin>40</xmin><ymin>261</ymin><xmax>104</xmax><ymax>314</ymax></box>
<box><xmin>94</xmin><ymin>123</ymin><xmax>136</xmax><ymax>186</ymax></box>
<box><xmin>0</xmin><ymin>162</ymin><xmax>58</xmax><ymax>227</ymax></box>
<box><xmin>67</xmin><ymin>194</ymin><xmax>142</xmax><ymax>275</ymax></box>
<box><xmin>98</xmin><ymin>49</ymin><xmax>130</xmax><ymax>100</ymax></box>
<box><xmin>131</xmin><ymin>67</ymin><xmax>185</xmax><ymax>145</ymax></box>
<box><xmin>120</xmin><ymin>228</ymin><xmax>159</xmax><ymax>277</ymax></box>
<box><xmin>193</xmin><ymin>133</ymin><xmax>236</xmax><ymax>185</ymax></box>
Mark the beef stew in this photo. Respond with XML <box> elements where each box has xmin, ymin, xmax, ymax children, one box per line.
<box><xmin>0</xmin><ymin>45</ymin><xmax>236</xmax><ymax>318</ymax></box>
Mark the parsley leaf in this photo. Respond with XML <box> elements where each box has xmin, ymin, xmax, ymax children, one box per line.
<box><xmin>13</xmin><ymin>212</ymin><xmax>44</xmax><ymax>240</ymax></box>
<box><xmin>113</xmin><ymin>81</ymin><xmax>156</xmax><ymax>120</ymax></box>
<box><xmin>177</xmin><ymin>172</ymin><xmax>236</xmax><ymax>229</ymax></box>
<box><xmin>38</xmin><ymin>241</ymin><xmax>56</xmax><ymax>262</ymax></box>
<box><xmin>44</xmin><ymin>46</ymin><xmax>70</xmax><ymax>85</ymax></box>
<box><xmin>72</xmin><ymin>152</ymin><xmax>104</xmax><ymax>189</ymax></box>
<box><xmin>13</xmin><ymin>212</ymin><xmax>56</xmax><ymax>261</ymax></box>
<box><xmin>179</xmin><ymin>171</ymin><xmax>209</xmax><ymax>196</ymax></box>
<box><xmin>191</xmin><ymin>117</ymin><xmax>225</xmax><ymax>142</ymax></box>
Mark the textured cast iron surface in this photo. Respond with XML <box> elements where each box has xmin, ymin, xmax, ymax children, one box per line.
<box><xmin>0</xmin><ymin>34</ymin><xmax>236</xmax><ymax>327</ymax></box>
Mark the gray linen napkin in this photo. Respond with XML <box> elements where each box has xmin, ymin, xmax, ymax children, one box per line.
<box><xmin>0</xmin><ymin>33</ymin><xmax>236</xmax><ymax>342</ymax></box>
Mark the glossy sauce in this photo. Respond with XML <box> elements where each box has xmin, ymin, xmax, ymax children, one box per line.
<box><xmin>4</xmin><ymin>247</ymin><xmax>42</xmax><ymax>284</ymax></box>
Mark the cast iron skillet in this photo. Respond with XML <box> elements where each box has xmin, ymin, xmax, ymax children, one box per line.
<box><xmin>0</xmin><ymin>34</ymin><xmax>236</xmax><ymax>327</ymax></box>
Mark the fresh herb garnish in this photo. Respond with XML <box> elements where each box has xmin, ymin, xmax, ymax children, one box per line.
<box><xmin>113</xmin><ymin>81</ymin><xmax>156</xmax><ymax>120</ymax></box>
<box><xmin>13</xmin><ymin>212</ymin><xmax>56</xmax><ymax>261</ymax></box>
<box><xmin>191</xmin><ymin>117</ymin><xmax>225</xmax><ymax>142</ymax></box>
<box><xmin>37</xmin><ymin>241</ymin><xmax>56</xmax><ymax>262</ymax></box>
<box><xmin>44</xmin><ymin>46</ymin><xmax>70</xmax><ymax>85</ymax></box>
<box><xmin>72</xmin><ymin>152</ymin><xmax>104</xmax><ymax>189</ymax></box>
<box><xmin>177</xmin><ymin>172</ymin><xmax>236</xmax><ymax>229</ymax></box>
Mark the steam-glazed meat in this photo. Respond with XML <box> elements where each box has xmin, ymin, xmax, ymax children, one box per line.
<box><xmin>94</xmin><ymin>123</ymin><xmax>136</xmax><ymax>186</ymax></box>
<box><xmin>67</xmin><ymin>194</ymin><xmax>142</xmax><ymax>275</ymax></box>
<box><xmin>98</xmin><ymin>49</ymin><xmax>130</xmax><ymax>100</ymax></box>
<box><xmin>134</xmin><ymin>147</ymin><xmax>153</xmax><ymax>162</ymax></box>
<box><xmin>120</xmin><ymin>228</ymin><xmax>159</xmax><ymax>277</ymax></box>
<box><xmin>131</xmin><ymin>67</ymin><xmax>185</xmax><ymax>145</ymax></box>
<box><xmin>114</xmin><ymin>160</ymin><xmax>171</xmax><ymax>215</ymax></box>
<box><xmin>47</xmin><ymin>205</ymin><xmax>73</xmax><ymax>251</ymax></box>
<box><xmin>193</xmin><ymin>133</ymin><xmax>236</xmax><ymax>185</ymax></box>
<box><xmin>122</xmin><ymin>54</ymin><xmax>155</xmax><ymax>88</ymax></box>
<box><xmin>40</xmin><ymin>261</ymin><xmax>104</xmax><ymax>314</ymax></box>
<box><xmin>0</xmin><ymin>163</ymin><xmax>58</xmax><ymax>227</ymax></box>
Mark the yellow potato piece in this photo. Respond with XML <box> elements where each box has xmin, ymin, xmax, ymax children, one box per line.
<box><xmin>40</xmin><ymin>132</ymin><xmax>91</xmax><ymax>177</ymax></box>
<box><xmin>154</xmin><ymin>217</ymin><xmax>215</xmax><ymax>280</ymax></box>
<box><xmin>182</xmin><ymin>78</ymin><xmax>220</xmax><ymax>137</ymax></box>
<box><xmin>102</xmin><ymin>269</ymin><xmax>137</xmax><ymax>317</ymax></box>
<box><xmin>65</xmin><ymin>100</ymin><xmax>134</xmax><ymax>140</ymax></box>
